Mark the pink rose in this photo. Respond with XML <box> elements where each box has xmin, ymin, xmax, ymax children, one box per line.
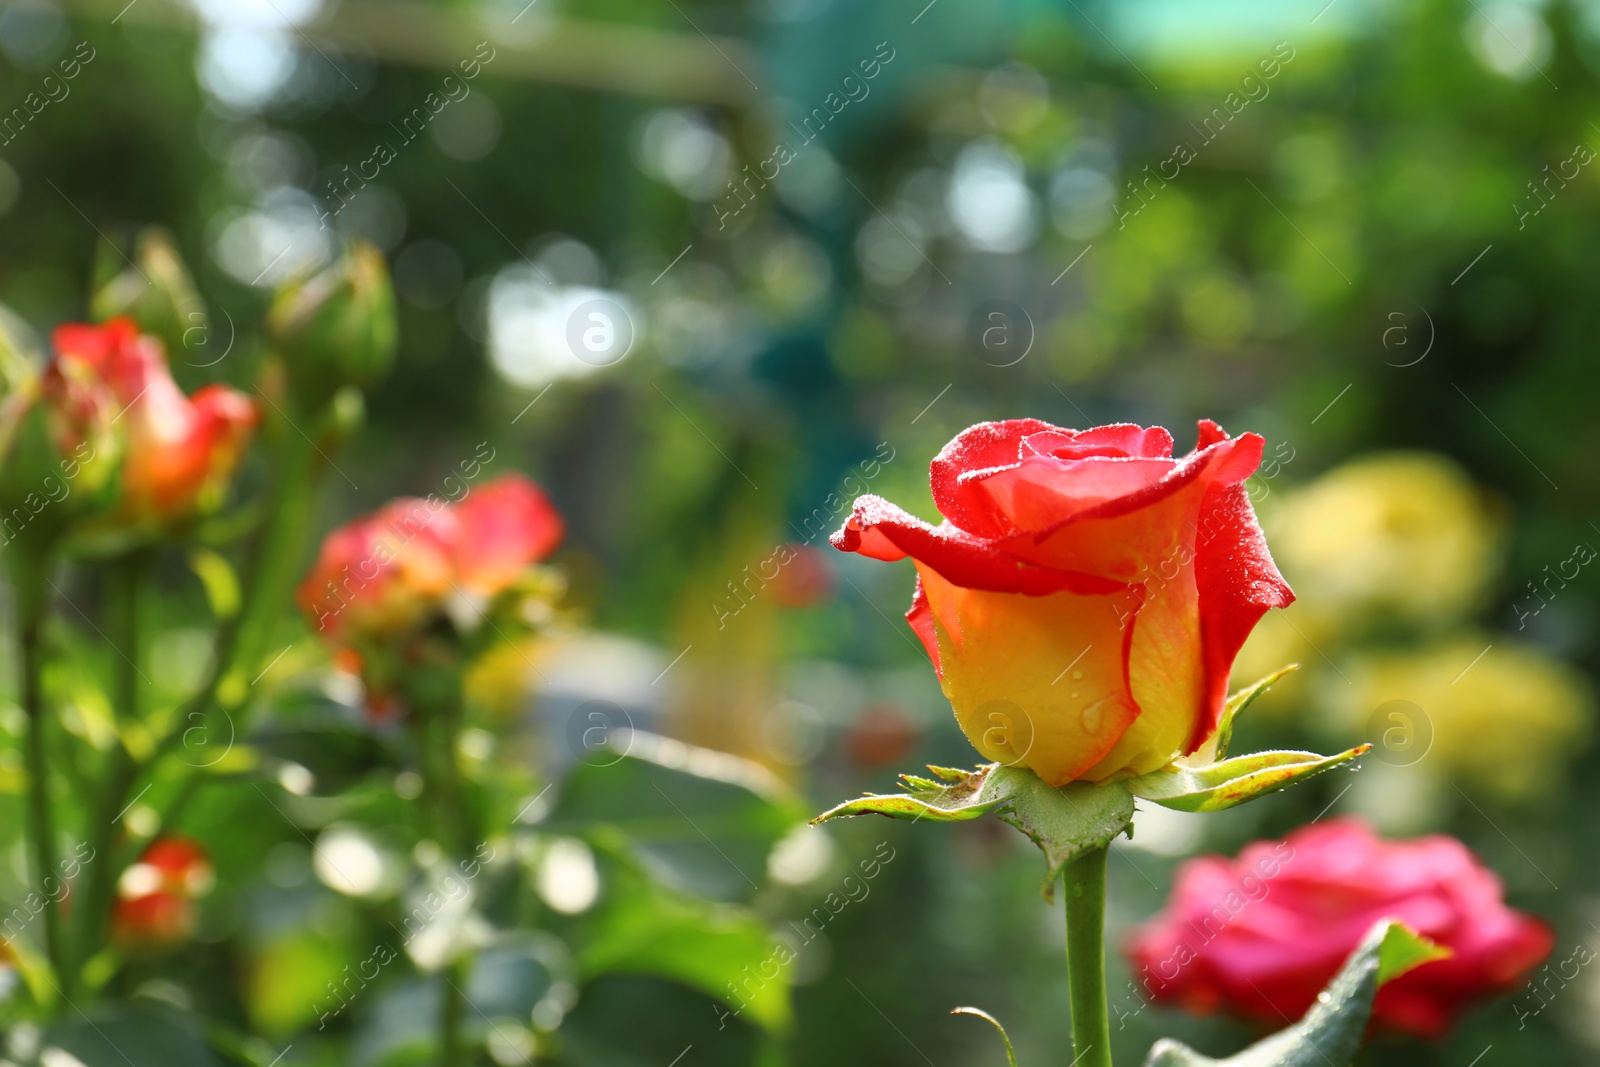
<box><xmin>1126</xmin><ymin>818</ymin><xmax>1553</xmax><ymax>1038</ymax></box>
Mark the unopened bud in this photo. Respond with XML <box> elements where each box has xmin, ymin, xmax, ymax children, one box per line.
<box><xmin>90</xmin><ymin>227</ymin><xmax>207</xmax><ymax>361</ymax></box>
<box><xmin>266</xmin><ymin>241</ymin><xmax>397</xmax><ymax>410</ymax></box>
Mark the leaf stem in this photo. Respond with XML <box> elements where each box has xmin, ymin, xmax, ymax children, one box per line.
<box><xmin>1064</xmin><ymin>844</ymin><xmax>1113</xmax><ymax>1067</ymax></box>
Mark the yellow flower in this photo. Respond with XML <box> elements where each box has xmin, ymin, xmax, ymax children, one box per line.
<box><xmin>1265</xmin><ymin>453</ymin><xmax>1503</xmax><ymax>635</ymax></box>
<box><xmin>1338</xmin><ymin>638</ymin><xmax>1591</xmax><ymax>801</ymax></box>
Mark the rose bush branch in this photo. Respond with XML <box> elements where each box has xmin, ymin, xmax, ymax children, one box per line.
<box><xmin>91</xmin><ymin>243</ymin><xmax>397</xmax><ymax>898</ymax></box>
<box><xmin>0</xmin><ymin>235</ymin><xmax>397</xmax><ymax>998</ymax></box>
<box><xmin>294</xmin><ymin>470</ymin><xmax>564</xmax><ymax>1062</ymax></box>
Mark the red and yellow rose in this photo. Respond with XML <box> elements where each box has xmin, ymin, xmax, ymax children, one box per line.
<box><xmin>832</xmin><ymin>419</ymin><xmax>1292</xmax><ymax>786</ymax></box>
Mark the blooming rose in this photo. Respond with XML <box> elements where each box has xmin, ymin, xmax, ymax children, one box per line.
<box><xmin>112</xmin><ymin>837</ymin><xmax>215</xmax><ymax>946</ymax></box>
<box><xmin>54</xmin><ymin>319</ymin><xmax>256</xmax><ymax>539</ymax></box>
<box><xmin>1126</xmin><ymin>818</ymin><xmax>1553</xmax><ymax>1038</ymax></box>
<box><xmin>831</xmin><ymin>419</ymin><xmax>1291</xmax><ymax>785</ymax></box>
<box><xmin>296</xmin><ymin>472</ymin><xmax>564</xmax><ymax>643</ymax></box>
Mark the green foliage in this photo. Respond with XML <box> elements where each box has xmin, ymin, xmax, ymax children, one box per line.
<box><xmin>578</xmin><ymin>834</ymin><xmax>793</xmax><ymax>1035</ymax></box>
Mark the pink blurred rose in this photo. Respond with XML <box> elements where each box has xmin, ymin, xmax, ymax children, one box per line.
<box><xmin>1126</xmin><ymin>817</ymin><xmax>1553</xmax><ymax>1038</ymax></box>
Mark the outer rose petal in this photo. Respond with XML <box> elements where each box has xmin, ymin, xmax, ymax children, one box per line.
<box><xmin>296</xmin><ymin>497</ymin><xmax>458</xmax><ymax>639</ymax></box>
<box><xmin>914</xmin><ymin>562</ymin><xmax>1142</xmax><ymax>785</ymax></box>
<box><xmin>453</xmin><ymin>473</ymin><xmax>564</xmax><ymax>596</ymax></box>
<box><xmin>906</xmin><ymin>576</ymin><xmax>941</xmax><ymax>676</ymax></box>
<box><xmin>832</xmin><ymin>495</ymin><xmax>1124</xmax><ymax>597</ymax></box>
<box><xmin>1189</xmin><ymin>479</ymin><xmax>1294</xmax><ymax>749</ymax></box>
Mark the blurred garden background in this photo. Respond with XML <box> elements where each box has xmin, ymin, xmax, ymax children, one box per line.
<box><xmin>0</xmin><ymin>0</ymin><xmax>1598</xmax><ymax>1063</ymax></box>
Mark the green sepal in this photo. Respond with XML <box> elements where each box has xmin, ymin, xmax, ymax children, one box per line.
<box><xmin>1144</xmin><ymin>920</ymin><xmax>1449</xmax><ymax>1067</ymax></box>
<box><xmin>812</xmin><ymin>762</ymin><xmax>1022</xmax><ymax>824</ymax></box>
<box><xmin>815</xmin><ymin>764</ymin><xmax>1135</xmax><ymax>895</ymax></box>
<box><xmin>1201</xmin><ymin>664</ymin><xmax>1299</xmax><ymax>763</ymax></box>
<box><xmin>1128</xmin><ymin>745</ymin><xmax>1369</xmax><ymax>813</ymax></box>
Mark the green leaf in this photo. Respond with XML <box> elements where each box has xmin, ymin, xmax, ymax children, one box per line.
<box><xmin>1128</xmin><ymin>745</ymin><xmax>1369</xmax><ymax>813</ymax></box>
<box><xmin>45</xmin><ymin>1002</ymin><xmax>227</xmax><ymax>1066</ymax></box>
<box><xmin>576</xmin><ymin>834</ymin><xmax>793</xmax><ymax>1035</ymax></box>
<box><xmin>548</xmin><ymin>730</ymin><xmax>808</xmax><ymax>902</ymax></box>
<box><xmin>1143</xmin><ymin>920</ymin><xmax>1449</xmax><ymax>1067</ymax></box>
<box><xmin>1375</xmin><ymin>920</ymin><xmax>1452</xmax><ymax>985</ymax></box>
<box><xmin>188</xmin><ymin>546</ymin><xmax>241</xmax><ymax>619</ymax></box>
<box><xmin>1200</xmin><ymin>664</ymin><xmax>1299</xmax><ymax>763</ymax></box>
<box><xmin>811</xmin><ymin>762</ymin><xmax>1023</xmax><ymax>824</ymax></box>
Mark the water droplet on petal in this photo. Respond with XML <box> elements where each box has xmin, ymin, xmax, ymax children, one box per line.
<box><xmin>1080</xmin><ymin>696</ymin><xmax>1113</xmax><ymax>734</ymax></box>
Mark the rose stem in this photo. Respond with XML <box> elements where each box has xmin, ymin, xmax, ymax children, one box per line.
<box><xmin>412</xmin><ymin>689</ymin><xmax>473</xmax><ymax>1067</ymax></box>
<box><xmin>1064</xmin><ymin>844</ymin><xmax>1114</xmax><ymax>1067</ymax></box>
<box><xmin>79</xmin><ymin>550</ymin><xmax>150</xmax><ymax>974</ymax></box>
<box><xmin>103</xmin><ymin>411</ymin><xmax>321</xmax><ymax>877</ymax></box>
<box><xmin>19</xmin><ymin>571</ymin><xmax>66</xmax><ymax>1001</ymax></box>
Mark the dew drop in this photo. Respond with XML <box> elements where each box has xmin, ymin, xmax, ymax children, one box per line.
<box><xmin>1070</xmin><ymin>691</ymin><xmax>1079</xmax><ymax>699</ymax></box>
<box><xmin>1080</xmin><ymin>696</ymin><xmax>1113</xmax><ymax>734</ymax></box>
<box><xmin>1071</xmin><ymin>670</ymin><xmax>1085</xmax><ymax>681</ymax></box>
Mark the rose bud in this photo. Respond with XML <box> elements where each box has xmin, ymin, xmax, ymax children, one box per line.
<box><xmin>89</xmin><ymin>227</ymin><xmax>207</xmax><ymax>361</ymax></box>
<box><xmin>1126</xmin><ymin>818</ymin><xmax>1553</xmax><ymax>1038</ymax></box>
<box><xmin>0</xmin><ymin>327</ymin><xmax>123</xmax><ymax>556</ymax></box>
<box><xmin>266</xmin><ymin>241</ymin><xmax>398</xmax><ymax>411</ymax></box>
<box><xmin>112</xmin><ymin>836</ymin><xmax>215</xmax><ymax>946</ymax></box>
<box><xmin>295</xmin><ymin>495</ymin><xmax>460</xmax><ymax>643</ymax></box>
<box><xmin>831</xmin><ymin>420</ymin><xmax>1293</xmax><ymax>786</ymax></box>
<box><xmin>49</xmin><ymin>319</ymin><xmax>256</xmax><ymax>546</ymax></box>
<box><xmin>294</xmin><ymin>475</ymin><xmax>563</xmax><ymax>640</ymax></box>
<box><xmin>297</xmin><ymin>474</ymin><xmax>564</xmax><ymax>715</ymax></box>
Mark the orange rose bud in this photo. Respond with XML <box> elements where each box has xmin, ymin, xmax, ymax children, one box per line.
<box><xmin>297</xmin><ymin>473</ymin><xmax>563</xmax><ymax>644</ymax></box>
<box><xmin>297</xmin><ymin>494</ymin><xmax>460</xmax><ymax>641</ymax></box>
<box><xmin>49</xmin><ymin>319</ymin><xmax>257</xmax><ymax>544</ymax></box>
<box><xmin>112</xmin><ymin>836</ymin><xmax>215</xmax><ymax>946</ymax></box>
<box><xmin>266</xmin><ymin>241</ymin><xmax>398</xmax><ymax>410</ymax></box>
<box><xmin>831</xmin><ymin>420</ymin><xmax>1293</xmax><ymax>786</ymax></box>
